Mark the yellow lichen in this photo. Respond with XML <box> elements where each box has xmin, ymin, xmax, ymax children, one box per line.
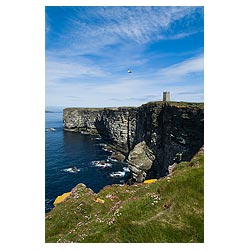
<box><xmin>95</xmin><ymin>198</ymin><xmax>105</xmax><ymax>203</ymax></box>
<box><xmin>143</xmin><ymin>179</ymin><xmax>157</xmax><ymax>184</ymax></box>
<box><xmin>53</xmin><ymin>192</ymin><xmax>71</xmax><ymax>205</ymax></box>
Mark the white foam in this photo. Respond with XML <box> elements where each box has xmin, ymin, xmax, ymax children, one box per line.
<box><xmin>123</xmin><ymin>167</ymin><xmax>130</xmax><ymax>172</ymax></box>
<box><xmin>63</xmin><ymin>167</ymin><xmax>80</xmax><ymax>173</ymax></box>
<box><xmin>110</xmin><ymin>171</ymin><xmax>125</xmax><ymax>178</ymax></box>
<box><xmin>108</xmin><ymin>157</ymin><xmax>118</xmax><ymax>162</ymax></box>
<box><xmin>45</xmin><ymin>198</ymin><xmax>53</xmax><ymax>204</ymax></box>
<box><xmin>102</xmin><ymin>147</ymin><xmax>113</xmax><ymax>153</ymax></box>
<box><xmin>90</xmin><ymin>161</ymin><xmax>112</xmax><ymax>168</ymax></box>
<box><xmin>47</xmin><ymin>128</ymin><xmax>56</xmax><ymax>132</ymax></box>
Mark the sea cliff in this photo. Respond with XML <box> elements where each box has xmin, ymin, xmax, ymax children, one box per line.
<box><xmin>45</xmin><ymin>147</ymin><xmax>204</xmax><ymax>243</ymax></box>
<box><xmin>63</xmin><ymin>101</ymin><xmax>204</xmax><ymax>182</ymax></box>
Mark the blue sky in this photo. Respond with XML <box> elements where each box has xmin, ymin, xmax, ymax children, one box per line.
<box><xmin>45</xmin><ymin>6</ymin><xmax>204</xmax><ymax>108</ymax></box>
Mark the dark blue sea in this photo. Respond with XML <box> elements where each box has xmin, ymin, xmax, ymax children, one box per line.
<box><xmin>45</xmin><ymin>110</ymin><xmax>130</xmax><ymax>213</ymax></box>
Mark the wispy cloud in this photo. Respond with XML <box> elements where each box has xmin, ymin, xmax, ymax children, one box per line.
<box><xmin>109</xmin><ymin>94</ymin><xmax>160</xmax><ymax>102</ymax></box>
<box><xmin>157</xmin><ymin>54</ymin><xmax>204</xmax><ymax>81</ymax></box>
<box><xmin>178</xmin><ymin>91</ymin><xmax>202</xmax><ymax>95</ymax></box>
<box><xmin>45</xmin><ymin>7</ymin><xmax>204</xmax><ymax>107</ymax></box>
<box><xmin>65</xmin><ymin>96</ymin><xmax>80</xmax><ymax>99</ymax></box>
<box><xmin>45</xmin><ymin>56</ymin><xmax>109</xmax><ymax>85</ymax></box>
<box><xmin>92</xmin><ymin>7</ymin><xmax>200</xmax><ymax>44</ymax></box>
<box><xmin>47</xmin><ymin>6</ymin><xmax>202</xmax><ymax>54</ymax></box>
<box><xmin>166</xmin><ymin>30</ymin><xmax>203</xmax><ymax>40</ymax></box>
<box><xmin>46</xmin><ymin>54</ymin><xmax>204</xmax><ymax>106</ymax></box>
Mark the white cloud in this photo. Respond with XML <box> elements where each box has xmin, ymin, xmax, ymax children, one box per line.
<box><xmin>94</xmin><ymin>78</ymin><xmax>146</xmax><ymax>94</ymax></box>
<box><xmin>45</xmin><ymin>57</ymin><xmax>108</xmax><ymax>85</ymax></box>
<box><xmin>46</xmin><ymin>53</ymin><xmax>204</xmax><ymax>107</ymax></box>
<box><xmin>45</xmin><ymin>7</ymin><xmax>204</xmax><ymax>107</ymax></box>
<box><xmin>166</xmin><ymin>30</ymin><xmax>202</xmax><ymax>40</ymax></box>
<box><xmin>53</xmin><ymin>6</ymin><xmax>200</xmax><ymax>54</ymax></box>
<box><xmin>157</xmin><ymin>54</ymin><xmax>204</xmax><ymax>81</ymax></box>
<box><xmin>46</xmin><ymin>70</ymin><xmax>204</xmax><ymax>107</ymax></box>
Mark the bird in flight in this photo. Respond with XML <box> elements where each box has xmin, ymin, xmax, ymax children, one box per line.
<box><xmin>127</xmin><ymin>68</ymin><xmax>132</xmax><ymax>73</ymax></box>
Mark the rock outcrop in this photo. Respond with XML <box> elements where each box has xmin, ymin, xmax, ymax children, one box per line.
<box><xmin>132</xmin><ymin>102</ymin><xmax>204</xmax><ymax>180</ymax></box>
<box><xmin>63</xmin><ymin>107</ymin><xmax>137</xmax><ymax>153</ymax></box>
<box><xmin>63</xmin><ymin>101</ymin><xmax>204</xmax><ymax>182</ymax></box>
<box><xmin>46</xmin><ymin>148</ymin><xmax>204</xmax><ymax>243</ymax></box>
<box><xmin>128</xmin><ymin>141</ymin><xmax>155</xmax><ymax>182</ymax></box>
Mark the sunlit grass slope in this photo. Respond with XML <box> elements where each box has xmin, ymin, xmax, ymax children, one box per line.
<box><xmin>45</xmin><ymin>147</ymin><xmax>204</xmax><ymax>243</ymax></box>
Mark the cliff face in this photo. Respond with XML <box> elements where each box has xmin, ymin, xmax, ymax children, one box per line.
<box><xmin>131</xmin><ymin>102</ymin><xmax>204</xmax><ymax>181</ymax></box>
<box><xmin>63</xmin><ymin>107</ymin><xmax>137</xmax><ymax>153</ymax></box>
<box><xmin>63</xmin><ymin>102</ymin><xmax>204</xmax><ymax>182</ymax></box>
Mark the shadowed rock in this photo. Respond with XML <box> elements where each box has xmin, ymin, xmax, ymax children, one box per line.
<box><xmin>128</xmin><ymin>141</ymin><xmax>155</xmax><ymax>182</ymax></box>
<box><xmin>63</xmin><ymin>102</ymin><xmax>204</xmax><ymax>182</ymax></box>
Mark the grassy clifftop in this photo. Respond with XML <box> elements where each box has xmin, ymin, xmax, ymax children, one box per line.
<box><xmin>64</xmin><ymin>101</ymin><xmax>204</xmax><ymax>112</ymax></box>
<box><xmin>45</xmin><ymin>147</ymin><xmax>204</xmax><ymax>243</ymax></box>
<box><xmin>144</xmin><ymin>101</ymin><xmax>204</xmax><ymax>109</ymax></box>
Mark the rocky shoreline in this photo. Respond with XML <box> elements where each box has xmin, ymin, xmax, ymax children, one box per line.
<box><xmin>63</xmin><ymin>101</ymin><xmax>204</xmax><ymax>183</ymax></box>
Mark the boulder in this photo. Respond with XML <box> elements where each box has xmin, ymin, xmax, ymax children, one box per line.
<box><xmin>128</xmin><ymin>141</ymin><xmax>155</xmax><ymax>182</ymax></box>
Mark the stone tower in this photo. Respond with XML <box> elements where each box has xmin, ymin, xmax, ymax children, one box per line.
<box><xmin>163</xmin><ymin>91</ymin><xmax>170</xmax><ymax>102</ymax></box>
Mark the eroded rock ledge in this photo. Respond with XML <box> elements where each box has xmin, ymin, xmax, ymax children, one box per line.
<box><xmin>63</xmin><ymin>101</ymin><xmax>204</xmax><ymax>182</ymax></box>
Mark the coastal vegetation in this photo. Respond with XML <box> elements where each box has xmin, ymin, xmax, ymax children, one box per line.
<box><xmin>45</xmin><ymin>147</ymin><xmax>204</xmax><ymax>243</ymax></box>
<box><xmin>144</xmin><ymin>101</ymin><xmax>204</xmax><ymax>109</ymax></box>
<box><xmin>63</xmin><ymin>101</ymin><xmax>204</xmax><ymax>112</ymax></box>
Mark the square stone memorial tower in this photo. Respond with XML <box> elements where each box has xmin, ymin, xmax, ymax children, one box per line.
<box><xmin>163</xmin><ymin>91</ymin><xmax>170</xmax><ymax>102</ymax></box>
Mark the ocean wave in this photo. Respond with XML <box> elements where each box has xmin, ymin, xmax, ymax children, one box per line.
<box><xmin>63</xmin><ymin>167</ymin><xmax>80</xmax><ymax>173</ymax></box>
<box><xmin>102</xmin><ymin>147</ymin><xmax>113</xmax><ymax>153</ymax></box>
<box><xmin>45</xmin><ymin>198</ymin><xmax>53</xmax><ymax>204</ymax></box>
<box><xmin>110</xmin><ymin>171</ymin><xmax>126</xmax><ymax>178</ymax></box>
<box><xmin>45</xmin><ymin>199</ymin><xmax>54</xmax><ymax>213</ymax></box>
<box><xmin>90</xmin><ymin>161</ymin><xmax>112</xmax><ymax>168</ymax></box>
<box><xmin>46</xmin><ymin>128</ymin><xmax>57</xmax><ymax>132</ymax></box>
<box><xmin>107</xmin><ymin>157</ymin><xmax>118</xmax><ymax>162</ymax></box>
<box><xmin>123</xmin><ymin>167</ymin><xmax>130</xmax><ymax>172</ymax></box>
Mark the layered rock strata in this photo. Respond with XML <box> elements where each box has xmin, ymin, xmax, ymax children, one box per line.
<box><xmin>133</xmin><ymin>102</ymin><xmax>204</xmax><ymax>180</ymax></box>
<box><xmin>63</xmin><ymin>102</ymin><xmax>204</xmax><ymax>182</ymax></box>
<box><xmin>63</xmin><ymin>107</ymin><xmax>137</xmax><ymax>153</ymax></box>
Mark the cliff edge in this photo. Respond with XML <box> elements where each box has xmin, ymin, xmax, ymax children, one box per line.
<box><xmin>45</xmin><ymin>147</ymin><xmax>204</xmax><ymax>243</ymax></box>
<box><xmin>63</xmin><ymin>101</ymin><xmax>204</xmax><ymax>182</ymax></box>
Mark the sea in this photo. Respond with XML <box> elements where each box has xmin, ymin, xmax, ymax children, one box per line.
<box><xmin>45</xmin><ymin>109</ymin><xmax>130</xmax><ymax>213</ymax></box>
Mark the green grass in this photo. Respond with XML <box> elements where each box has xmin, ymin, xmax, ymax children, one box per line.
<box><xmin>144</xmin><ymin>101</ymin><xmax>204</xmax><ymax>109</ymax></box>
<box><xmin>63</xmin><ymin>106</ymin><xmax>136</xmax><ymax>112</ymax></box>
<box><xmin>63</xmin><ymin>101</ymin><xmax>204</xmax><ymax>112</ymax></box>
<box><xmin>45</xmin><ymin>148</ymin><xmax>204</xmax><ymax>243</ymax></box>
